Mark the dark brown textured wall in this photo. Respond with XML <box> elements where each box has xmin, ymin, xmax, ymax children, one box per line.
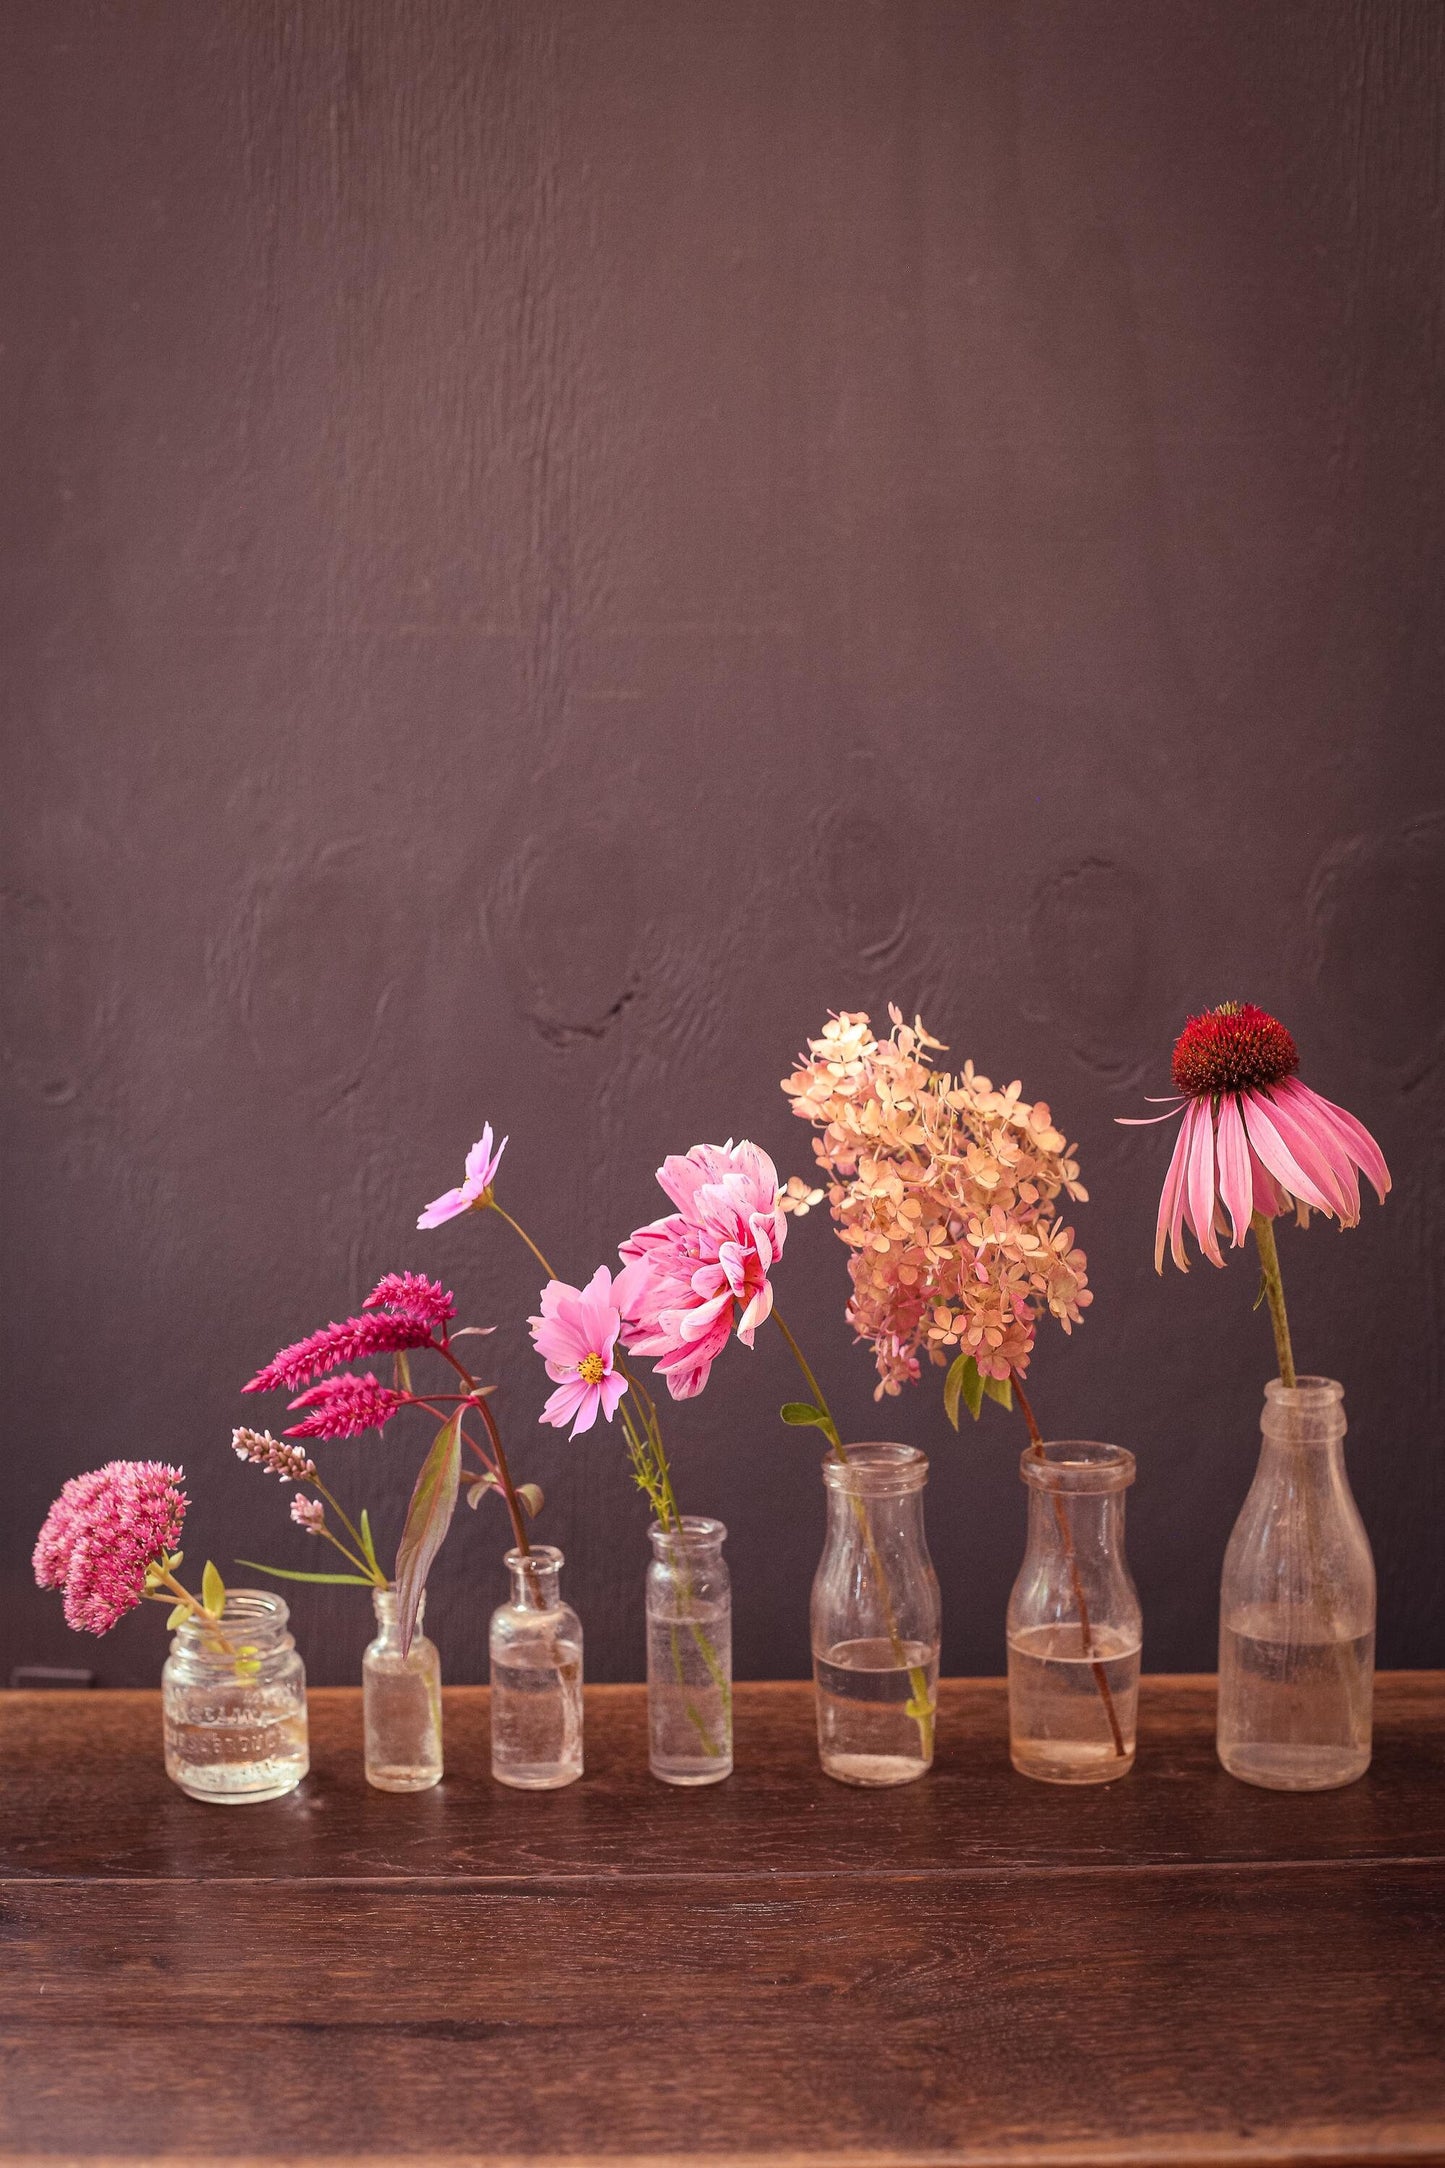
<box><xmin>3</xmin><ymin>0</ymin><xmax>1442</xmax><ymax>1686</ymax></box>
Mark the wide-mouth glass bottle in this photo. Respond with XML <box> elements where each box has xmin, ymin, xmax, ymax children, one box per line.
<box><xmin>811</xmin><ymin>1443</ymin><xmax>940</xmax><ymax>1787</ymax></box>
<box><xmin>161</xmin><ymin>1590</ymin><xmax>309</xmax><ymax>1804</ymax></box>
<box><xmin>1006</xmin><ymin>1441</ymin><xmax>1141</xmax><ymax>1784</ymax></box>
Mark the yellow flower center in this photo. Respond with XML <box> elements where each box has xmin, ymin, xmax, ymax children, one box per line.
<box><xmin>576</xmin><ymin>1351</ymin><xmax>606</xmax><ymax>1386</ymax></box>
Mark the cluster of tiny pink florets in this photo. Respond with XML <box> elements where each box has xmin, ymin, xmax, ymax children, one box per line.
<box><xmin>242</xmin><ymin>1271</ymin><xmax>454</xmax><ymax>1438</ymax></box>
<box><xmin>231</xmin><ymin>1428</ymin><xmax>318</xmax><ymax>1484</ymax></box>
<box><xmin>33</xmin><ymin>1462</ymin><xmax>188</xmax><ymax>1635</ymax></box>
<box><xmin>782</xmin><ymin>1009</ymin><xmax>1090</xmax><ymax>1399</ymax></box>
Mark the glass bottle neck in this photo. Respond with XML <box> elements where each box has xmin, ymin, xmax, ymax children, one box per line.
<box><xmin>371</xmin><ymin>1586</ymin><xmax>423</xmax><ymax>1642</ymax></box>
<box><xmin>506</xmin><ymin>1546</ymin><xmax>564</xmax><ymax>1609</ymax></box>
<box><xmin>648</xmin><ymin>1515</ymin><xmax>726</xmax><ymax>1563</ymax></box>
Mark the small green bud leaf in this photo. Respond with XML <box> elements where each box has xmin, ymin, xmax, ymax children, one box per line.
<box><xmin>394</xmin><ymin>1349</ymin><xmax>413</xmax><ymax>1395</ymax></box>
<box><xmin>165</xmin><ymin>1603</ymin><xmax>189</xmax><ymax>1631</ymax></box>
<box><xmin>201</xmin><ymin>1561</ymin><xmax>226</xmax><ymax>1618</ymax></box>
<box><xmin>982</xmin><ymin>1372</ymin><xmax>1014</xmax><ymax>1411</ymax></box>
<box><xmin>781</xmin><ymin>1402</ymin><xmax>829</xmax><ymax>1428</ymax></box>
<box><xmin>944</xmin><ymin>1353</ymin><xmax>985</xmax><ymax>1428</ymax></box>
<box><xmin>516</xmin><ymin>1483</ymin><xmax>544</xmax><ymax>1519</ymax></box>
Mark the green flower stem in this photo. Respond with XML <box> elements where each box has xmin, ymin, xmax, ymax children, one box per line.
<box><xmin>309</xmin><ymin>1480</ymin><xmax>386</xmax><ymax>1585</ymax></box>
<box><xmin>772</xmin><ymin>1308</ymin><xmax>933</xmax><ymax>1760</ymax></box>
<box><xmin>147</xmin><ymin>1566</ymin><xmax>234</xmax><ymax>1656</ymax></box>
<box><xmin>486</xmin><ymin>1198</ymin><xmax>558</xmax><ymax>1282</ymax></box>
<box><xmin>1251</xmin><ymin>1211</ymin><xmax>1297</xmax><ymax>1387</ymax></box>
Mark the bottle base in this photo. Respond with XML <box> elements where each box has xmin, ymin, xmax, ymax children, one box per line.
<box><xmin>821</xmin><ymin>1751</ymin><xmax>931</xmax><ymax>1787</ymax></box>
<box><xmin>492</xmin><ymin>1764</ymin><xmax>583</xmax><ymax>1790</ymax></box>
<box><xmin>1218</xmin><ymin>1741</ymin><xmax>1370</xmax><ymax>1792</ymax></box>
<box><xmin>170</xmin><ymin>1771</ymin><xmax>306</xmax><ymax>1805</ymax></box>
<box><xmin>651</xmin><ymin>1761</ymin><xmax>733</xmax><ymax>1787</ymax></box>
<box><xmin>366</xmin><ymin>1766</ymin><xmax>443</xmax><ymax>1792</ymax></box>
<box><xmin>1011</xmin><ymin>1745</ymin><xmax>1135</xmax><ymax>1785</ymax></box>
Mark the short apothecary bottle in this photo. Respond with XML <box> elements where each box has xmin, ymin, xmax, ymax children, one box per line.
<box><xmin>162</xmin><ymin>1590</ymin><xmax>309</xmax><ymax>1804</ymax></box>
<box><xmin>646</xmin><ymin>1517</ymin><xmax>732</xmax><ymax>1786</ymax></box>
<box><xmin>363</xmin><ymin>1587</ymin><xmax>443</xmax><ymax>1792</ymax></box>
<box><xmin>489</xmin><ymin>1546</ymin><xmax>583</xmax><ymax>1790</ymax></box>
<box><xmin>1007</xmin><ymin>1442</ymin><xmax>1141</xmax><ymax>1784</ymax></box>
<box><xmin>1218</xmin><ymin>1378</ymin><xmax>1374</xmax><ymax>1792</ymax></box>
<box><xmin>811</xmin><ymin>1444</ymin><xmax>940</xmax><ymax>1787</ymax></box>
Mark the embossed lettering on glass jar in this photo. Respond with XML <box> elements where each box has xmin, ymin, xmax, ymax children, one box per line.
<box><xmin>811</xmin><ymin>1444</ymin><xmax>940</xmax><ymax>1787</ymax></box>
<box><xmin>1218</xmin><ymin>1378</ymin><xmax>1374</xmax><ymax>1792</ymax></box>
<box><xmin>161</xmin><ymin>1590</ymin><xmax>309</xmax><ymax>1804</ymax></box>
<box><xmin>1007</xmin><ymin>1442</ymin><xmax>1141</xmax><ymax>1784</ymax></box>
<box><xmin>646</xmin><ymin>1517</ymin><xmax>732</xmax><ymax>1785</ymax></box>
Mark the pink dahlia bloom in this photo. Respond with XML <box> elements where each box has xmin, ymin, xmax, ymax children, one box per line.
<box><xmin>34</xmin><ymin>1461</ymin><xmax>188</xmax><ymax>1636</ymax></box>
<box><xmin>245</xmin><ymin>1308</ymin><xmax>436</xmax><ymax>1395</ymax></box>
<box><xmin>285</xmin><ymin>1372</ymin><xmax>404</xmax><ymax>1440</ymax></box>
<box><xmin>614</xmin><ymin>1141</ymin><xmax>787</xmax><ymax>1401</ymax></box>
<box><xmin>418</xmin><ymin>1125</ymin><xmax>508</xmax><ymax>1230</ymax></box>
<box><xmin>529</xmin><ymin>1267</ymin><xmax>629</xmax><ymax>1437</ymax></box>
<box><xmin>1121</xmin><ymin>1003</ymin><xmax>1391</xmax><ymax>1271</ymax></box>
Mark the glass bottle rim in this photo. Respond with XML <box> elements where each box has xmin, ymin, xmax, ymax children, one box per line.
<box><xmin>371</xmin><ymin>1583</ymin><xmax>424</xmax><ymax>1622</ymax></box>
<box><xmin>1261</xmin><ymin>1374</ymin><xmax>1346</xmax><ymax>1443</ymax></box>
<box><xmin>648</xmin><ymin>1514</ymin><xmax>727</xmax><ymax>1553</ymax></box>
<box><xmin>171</xmin><ymin>1587</ymin><xmax>291</xmax><ymax>1655</ymax></box>
<box><xmin>821</xmin><ymin>1442</ymin><xmax>928</xmax><ymax>1496</ymax></box>
<box><xmin>504</xmin><ymin>1544</ymin><xmax>564</xmax><ymax>1572</ymax></box>
<box><xmin>1019</xmin><ymin>1440</ymin><xmax>1135</xmax><ymax>1493</ymax></box>
<box><xmin>1264</xmin><ymin>1375</ymin><xmax>1343</xmax><ymax>1408</ymax></box>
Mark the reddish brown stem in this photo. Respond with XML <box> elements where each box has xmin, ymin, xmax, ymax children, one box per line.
<box><xmin>1011</xmin><ymin>1370</ymin><xmax>1126</xmax><ymax>1760</ymax></box>
<box><xmin>430</xmin><ymin>1336</ymin><xmax>538</xmax><ymax>1588</ymax></box>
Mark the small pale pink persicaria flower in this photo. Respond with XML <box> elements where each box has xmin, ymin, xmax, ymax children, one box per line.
<box><xmin>1120</xmin><ymin>1002</ymin><xmax>1391</xmax><ymax>1271</ymax></box>
<box><xmin>529</xmin><ymin>1266</ymin><xmax>629</xmax><ymax>1438</ymax></box>
<box><xmin>33</xmin><ymin>1461</ymin><xmax>188</xmax><ymax>1636</ymax></box>
<box><xmin>291</xmin><ymin>1495</ymin><xmax>327</xmax><ymax>1533</ymax></box>
<box><xmin>613</xmin><ymin>1140</ymin><xmax>788</xmax><ymax>1401</ymax></box>
<box><xmin>418</xmin><ymin>1125</ymin><xmax>508</xmax><ymax>1230</ymax></box>
<box><xmin>232</xmin><ymin>1428</ymin><xmax>318</xmax><ymax>1484</ymax></box>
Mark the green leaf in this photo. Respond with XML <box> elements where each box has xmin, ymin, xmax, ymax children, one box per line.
<box><xmin>516</xmin><ymin>1482</ymin><xmax>544</xmax><ymax>1519</ymax></box>
<box><xmin>234</xmin><ymin>1559</ymin><xmax>375</xmax><ymax>1585</ymax></box>
<box><xmin>201</xmin><ymin>1560</ymin><xmax>226</xmax><ymax>1618</ymax></box>
<box><xmin>394</xmin><ymin>1348</ymin><xmax>413</xmax><ymax>1395</ymax></box>
<box><xmin>359</xmin><ymin>1507</ymin><xmax>381</xmax><ymax>1575</ymax></box>
<box><xmin>944</xmin><ymin>1353</ymin><xmax>985</xmax><ymax>1429</ymax></box>
<box><xmin>781</xmin><ymin>1401</ymin><xmax>830</xmax><ymax>1428</ymax></box>
<box><xmin>394</xmin><ymin>1410</ymin><xmax>462</xmax><ymax>1657</ymax></box>
<box><xmin>983</xmin><ymin>1372</ymin><xmax>1014</xmax><ymax>1411</ymax></box>
<box><xmin>165</xmin><ymin>1602</ymin><xmax>189</xmax><ymax>1630</ymax></box>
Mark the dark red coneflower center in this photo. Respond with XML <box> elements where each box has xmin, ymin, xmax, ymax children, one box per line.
<box><xmin>1171</xmin><ymin>1002</ymin><xmax>1299</xmax><ymax>1097</ymax></box>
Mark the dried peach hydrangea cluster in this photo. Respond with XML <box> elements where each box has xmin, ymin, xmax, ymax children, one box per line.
<box><xmin>782</xmin><ymin>1009</ymin><xmax>1091</xmax><ymax>1399</ymax></box>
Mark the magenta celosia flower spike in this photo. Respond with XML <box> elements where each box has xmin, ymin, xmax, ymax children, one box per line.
<box><xmin>1121</xmin><ymin>1002</ymin><xmax>1390</xmax><ymax>1273</ymax></box>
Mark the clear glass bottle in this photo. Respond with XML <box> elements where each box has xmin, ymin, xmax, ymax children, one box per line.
<box><xmin>811</xmin><ymin>1443</ymin><xmax>940</xmax><ymax>1787</ymax></box>
<box><xmin>646</xmin><ymin>1516</ymin><xmax>732</xmax><ymax>1786</ymax></box>
<box><xmin>1218</xmin><ymin>1377</ymin><xmax>1374</xmax><ymax>1791</ymax></box>
<box><xmin>1006</xmin><ymin>1441</ymin><xmax>1142</xmax><ymax>1784</ymax></box>
<box><xmin>489</xmin><ymin>1545</ymin><xmax>583</xmax><ymax>1790</ymax></box>
<box><xmin>362</xmin><ymin>1586</ymin><xmax>443</xmax><ymax>1792</ymax></box>
<box><xmin>162</xmin><ymin>1590</ymin><xmax>309</xmax><ymax>1804</ymax></box>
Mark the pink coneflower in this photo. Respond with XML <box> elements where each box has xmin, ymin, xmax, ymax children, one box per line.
<box><xmin>529</xmin><ymin>1267</ymin><xmax>629</xmax><ymax>1437</ymax></box>
<box><xmin>614</xmin><ymin>1142</ymin><xmax>788</xmax><ymax>1401</ymax></box>
<box><xmin>34</xmin><ymin>1462</ymin><xmax>188</xmax><ymax>1636</ymax></box>
<box><xmin>362</xmin><ymin>1271</ymin><xmax>457</xmax><ymax>1331</ymax></box>
<box><xmin>418</xmin><ymin>1125</ymin><xmax>508</xmax><ymax>1230</ymax></box>
<box><xmin>285</xmin><ymin>1373</ymin><xmax>404</xmax><ymax>1440</ymax></box>
<box><xmin>1122</xmin><ymin>1002</ymin><xmax>1390</xmax><ymax>1273</ymax></box>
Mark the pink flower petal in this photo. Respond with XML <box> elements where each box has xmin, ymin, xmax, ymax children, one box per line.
<box><xmin>1183</xmin><ymin>1098</ymin><xmax>1222</xmax><ymax>1266</ymax></box>
<box><xmin>540</xmin><ymin>1376</ymin><xmax>589</xmax><ymax>1430</ymax></box>
<box><xmin>1214</xmin><ymin>1095</ymin><xmax>1254</xmax><ymax>1248</ymax></box>
<box><xmin>1240</xmin><ymin>1092</ymin><xmax>1332</xmax><ymax>1213</ymax></box>
<box><xmin>1278</xmin><ymin>1078</ymin><xmax>1390</xmax><ymax>1204</ymax></box>
<box><xmin>1262</xmin><ymin>1086</ymin><xmax>1358</xmax><ymax>1224</ymax></box>
<box><xmin>417</xmin><ymin>1186</ymin><xmax>468</xmax><ymax>1230</ymax></box>
<box><xmin>1153</xmin><ymin>1107</ymin><xmax>1191</xmax><ymax>1272</ymax></box>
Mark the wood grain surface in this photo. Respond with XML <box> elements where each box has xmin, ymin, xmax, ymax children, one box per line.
<box><xmin>2</xmin><ymin>1675</ymin><xmax>1443</xmax><ymax>2164</ymax></box>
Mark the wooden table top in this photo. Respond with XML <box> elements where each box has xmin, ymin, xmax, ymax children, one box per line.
<box><xmin>2</xmin><ymin>1674</ymin><xmax>1442</xmax><ymax>2166</ymax></box>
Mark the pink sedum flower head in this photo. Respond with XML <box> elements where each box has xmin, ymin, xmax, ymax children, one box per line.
<box><xmin>529</xmin><ymin>1266</ymin><xmax>629</xmax><ymax>1437</ymax></box>
<box><xmin>418</xmin><ymin>1125</ymin><xmax>508</xmax><ymax>1230</ymax></box>
<box><xmin>33</xmin><ymin>1461</ymin><xmax>188</xmax><ymax>1636</ymax></box>
<box><xmin>614</xmin><ymin>1141</ymin><xmax>788</xmax><ymax>1401</ymax></box>
<box><xmin>1121</xmin><ymin>1002</ymin><xmax>1391</xmax><ymax>1272</ymax></box>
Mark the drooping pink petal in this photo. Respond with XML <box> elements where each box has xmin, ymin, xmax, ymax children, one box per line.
<box><xmin>540</xmin><ymin>1376</ymin><xmax>590</xmax><ymax>1430</ymax></box>
<box><xmin>1214</xmin><ymin>1094</ymin><xmax>1254</xmax><ymax>1248</ymax></box>
<box><xmin>417</xmin><ymin>1185</ymin><xmax>469</xmax><ymax>1231</ymax></box>
<box><xmin>1239</xmin><ymin>1091</ymin><xmax>1332</xmax><ymax>1213</ymax></box>
<box><xmin>1183</xmin><ymin>1098</ymin><xmax>1223</xmax><ymax>1266</ymax></box>
<box><xmin>1277</xmin><ymin>1078</ymin><xmax>1390</xmax><ymax>1204</ymax></box>
<box><xmin>1152</xmin><ymin>1107</ymin><xmax>1191</xmax><ymax>1272</ymax></box>
<box><xmin>1262</xmin><ymin>1086</ymin><xmax>1359</xmax><ymax>1224</ymax></box>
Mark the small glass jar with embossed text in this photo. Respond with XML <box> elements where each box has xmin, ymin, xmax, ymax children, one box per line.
<box><xmin>162</xmin><ymin>1590</ymin><xmax>309</xmax><ymax>1804</ymax></box>
<box><xmin>490</xmin><ymin>1546</ymin><xmax>583</xmax><ymax>1789</ymax></box>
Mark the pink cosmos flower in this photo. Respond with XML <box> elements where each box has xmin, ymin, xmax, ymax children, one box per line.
<box><xmin>33</xmin><ymin>1461</ymin><xmax>188</xmax><ymax>1636</ymax></box>
<box><xmin>1121</xmin><ymin>1002</ymin><xmax>1391</xmax><ymax>1271</ymax></box>
<box><xmin>528</xmin><ymin>1266</ymin><xmax>629</xmax><ymax>1437</ymax></box>
<box><xmin>418</xmin><ymin>1125</ymin><xmax>508</xmax><ymax>1230</ymax></box>
<box><xmin>614</xmin><ymin>1141</ymin><xmax>787</xmax><ymax>1401</ymax></box>
<box><xmin>245</xmin><ymin>1309</ymin><xmax>436</xmax><ymax>1396</ymax></box>
<box><xmin>285</xmin><ymin>1372</ymin><xmax>404</xmax><ymax>1440</ymax></box>
<box><xmin>362</xmin><ymin>1272</ymin><xmax>457</xmax><ymax>1331</ymax></box>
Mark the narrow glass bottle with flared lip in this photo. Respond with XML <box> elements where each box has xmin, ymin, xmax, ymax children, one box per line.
<box><xmin>362</xmin><ymin>1586</ymin><xmax>443</xmax><ymax>1792</ymax></box>
<box><xmin>489</xmin><ymin>1546</ymin><xmax>584</xmax><ymax>1789</ymax></box>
